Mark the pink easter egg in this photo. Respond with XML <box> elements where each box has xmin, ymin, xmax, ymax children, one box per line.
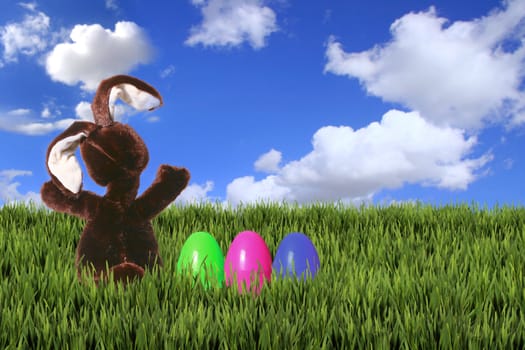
<box><xmin>224</xmin><ymin>231</ymin><xmax>272</xmax><ymax>295</ymax></box>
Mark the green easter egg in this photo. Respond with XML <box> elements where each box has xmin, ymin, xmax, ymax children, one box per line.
<box><xmin>176</xmin><ymin>231</ymin><xmax>225</xmax><ymax>289</ymax></box>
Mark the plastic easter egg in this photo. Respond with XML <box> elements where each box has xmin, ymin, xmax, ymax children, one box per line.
<box><xmin>176</xmin><ymin>231</ymin><xmax>225</xmax><ymax>289</ymax></box>
<box><xmin>224</xmin><ymin>231</ymin><xmax>272</xmax><ymax>295</ymax></box>
<box><xmin>272</xmin><ymin>232</ymin><xmax>320</xmax><ymax>280</ymax></box>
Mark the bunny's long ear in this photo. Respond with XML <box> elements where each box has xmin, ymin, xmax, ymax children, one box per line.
<box><xmin>92</xmin><ymin>75</ymin><xmax>163</xmax><ymax>127</ymax></box>
<box><xmin>46</xmin><ymin>121</ymin><xmax>97</xmax><ymax>194</ymax></box>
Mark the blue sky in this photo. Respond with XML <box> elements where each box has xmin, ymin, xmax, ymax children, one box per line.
<box><xmin>0</xmin><ymin>0</ymin><xmax>524</xmax><ymax>207</ymax></box>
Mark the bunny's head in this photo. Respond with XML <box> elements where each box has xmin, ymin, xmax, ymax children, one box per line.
<box><xmin>46</xmin><ymin>75</ymin><xmax>162</xmax><ymax>197</ymax></box>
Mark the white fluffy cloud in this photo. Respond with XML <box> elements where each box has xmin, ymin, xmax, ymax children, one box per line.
<box><xmin>75</xmin><ymin>101</ymin><xmax>93</xmax><ymax>121</ymax></box>
<box><xmin>146</xmin><ymin>116</ymin><xmax>160</xmax><ymax>123</ymax></box>
<box><xmin>324</xmin><ymin>0</ymin><xmax>525</xmax><ymax>130</ymax></box>
<box><xmin>41</xmin><ymin>107</ymin><xmax>51</xmax><ymax>118</ymax></box>
<box><xmin>105</xmin><ymin>0</ymin><xmax>119</xmax><ymax>11</ymax></box>
<box><xmin>227</xmin><ymin>175</ymin><xmax>290</xmax><ymax>204</ymax></box>
<box><xmin>0</xmin><ymin>108</ymin><xmax>76</xmax><ymax>135</ymax></box>
<box><xmin>160</xmin><ymin>64</ymin><xmax>175</xmax><ymax>78</ymax></box>
<box><xmin>46</xmin><ymin>21</ymin><xmax>154</xmax><ymax>91</ymax></box>
<box><xmin>226</xmin><ymin>110</ymin><xmax>492</xmax><ymax>206</ymax></box>
<box><xmin>19</xmin><ymin>2</ymin><xmax>37</xmax><ymax>11</ymax></box>
<box><xmin>0</xmin><ymin>169</ymin><xmax>41</xmax><ymax>205</ymax></box>
<box><xmin>254</xmin><ymin>148</ymin><xmax>281</xmax><ymax>173</ymax></box>
<box><xmin>175</xmin><ymin>181</ymin><xmax>215</xmax><ymax>205</ymax></box>
<box><xmin>186</xmin><ymin>0</ymin><xmax>278</xmax><ymax>49</ymax></box>
<box><xmin>0</xmin><ymin>6</ymin><xmax>50</xmax><ymax>64</ymax></box>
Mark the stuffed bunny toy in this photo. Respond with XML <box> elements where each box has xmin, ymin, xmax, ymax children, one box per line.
<box><xmin>41</xmin><ymin>75</ymin><xmax>190</xmax><ymax>285</ymax></box>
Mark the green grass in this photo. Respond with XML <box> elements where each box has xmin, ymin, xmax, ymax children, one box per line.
<box><xmin>0</xmin><ymin>201</ymin><xmax>524</xmax><ymax>348</ymax></box>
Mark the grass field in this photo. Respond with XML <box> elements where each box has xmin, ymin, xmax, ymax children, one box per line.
<box><xmin>0</xmin><ymin>202</ymin><xmax>524</xmax><ymax>348</ymax></box>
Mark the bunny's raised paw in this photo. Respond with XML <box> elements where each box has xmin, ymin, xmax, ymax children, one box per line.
<box><xmin>158</xmin><ymin>165</ymin><xmax>190</xmax><ymax>185</ymax></box>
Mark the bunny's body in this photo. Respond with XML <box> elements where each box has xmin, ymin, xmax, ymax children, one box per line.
<box><xmin>41</xmin><ymin>76</ymin><xmax>190</xmax><ymax>285</ymax></box>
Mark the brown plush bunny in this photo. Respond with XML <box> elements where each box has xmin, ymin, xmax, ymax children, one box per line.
<box><xmin>41</xmin><ymin>75</ymin><xmax>190</xmax><ymax>285</ymax></box>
